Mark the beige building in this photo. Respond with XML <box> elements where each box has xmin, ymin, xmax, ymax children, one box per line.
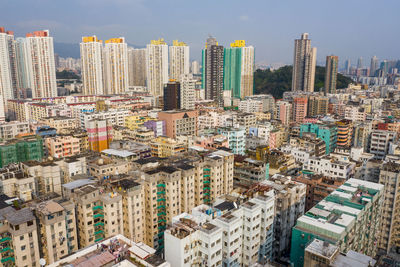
<box><xmin>21</xmin><ymin>161</ymin><xmax>62</xmax><ymax>196</ymax></box>
<box><xmin>378</xmin><ymin>162</ymin><xmax>400</xmax><ymax>254</ymax></box>
<box><xmin>87</xmin><ymin>156</ymin><xmax>131</xmax><ymax>179</ymax></box>
<box><xmin>40</xmin><ymin>116</ymin><xmax>79</xmax><ymax>133</ymax></box>
<box><xmin>0</xmin><ymin>164</ymin><xmax>36</xmax><ymax>200</ymax></box>
<box><xmin>0</xmin><ymin>207</ymin><xmax>41</xmax><ymax>267</ymax></box>
<box><xmin>110</xmin><ymin>178</ymin><xmax>145</xmax><ymax>243</ymax></box>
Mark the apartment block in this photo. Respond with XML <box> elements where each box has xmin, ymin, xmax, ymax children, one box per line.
<box><xmin>40</xmin><ymin>116</ymin><xmax>79</xmax><ymax>133</ymax></box>
<box><xmin>0</xmin><ymin>121</ymin><xmax>30</xmax><ymax>140</ymax></box>
<box><xmin>0</xmin><ymin>135</ymin><xmax>43</xmax><ymax>168</ymax></box>
<box><xmin>45</xmin><ymin>135</ymin><xmax>80</xmax><ymax>158</ymax></box>
<box><xmin>158</xmin><ymin>110</ymin><xmax>198</xmax><ymax>139</ymax></box>
<box><xmin>0</xmin><ymin>163</ymin><xmax>36</xmax><ymax>200</ymax></box>
<box><xmin>150</xmin><ymin>136</ymin><xmax>186</xmax><ymax>157</ymax></box>
<box><xmin>300</xmin><ymin>123</ymin><xmax>338</xmax><ymax>154</ymax></box>
<box><xmin>217</xmin><ymin>127</ymin><xmax>246</xmax><ymax>155</ymax></box>
<box><xmin>304</xmin><ymin>155</ymin><xmax>355</xmax><ymax>179</ymax></box>
<box><xmin>369</xmin><ymin>130</ymin><xmax>397</xmax><ymax>159</ymax></box>
<box><xmin>87</xmin><ymin>119</ymin><xmax>113</xmax><ymax>152</ymax></box>
<box><xmin>336</xmin><ymin>119</ymin><xmax>353</xmax><ymax>148</ymax></box>
<box><xmin>290</xmin><ymin>179</ymin><xmax>384</xmax><ymax>267</ymax></box>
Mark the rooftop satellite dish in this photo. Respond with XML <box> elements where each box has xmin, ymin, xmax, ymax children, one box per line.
<box><xmin>39</xmin><ymin>258</ymin><xmax>46</xmax><ymax>266</ymax></box>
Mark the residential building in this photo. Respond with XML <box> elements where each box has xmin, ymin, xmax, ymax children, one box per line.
<box><xmin>223</xmin><ymin>40</ymin><xmax>255</xmax><ymax>99</ymax></box>
<box><xmin>369</xmin><ymin>130</ymin><xmax>397</xmax><ymax>159</ymax></box>
<box><xmin>146</xmin><ymin>39</ymin><xmax>169</xmax><ymax>97</ymax></box>
<box><xmin>307</xmin><ymin>95</ymin><xmax>329</xmax><ymax>116</ymax></box>
<box><xmin>80</xmin><ymin>35</ymin><xmax>104</xmax><ymax>95</ymax></box>
<box><xmin>262</xmin><ymin>175</ymin><xmax>306</xmax><ymax>259</ymax></box>
<box><xmin>325</xmin><ymin>55</ymin><xmax>338</xmax><ymax>94</ymax></box>
<box><xmin>293</xmin><ymin>96</ymin><xmax>308</xmax><ymax>123</ymax></box>
<box><xmin>25</xmin><ymin>30</ymin><xmax>57</xmax><ymax>97</ymax></box>
<box><xmin>180</xmin><ymin>73</ymin><xmax>196</xmax><ymax>110</ymax></box>
<box><xmin>0</xmin><ymin>121</ymin><xmax>30</xmax><ymax>140</ymax></box>
<box><xmin>158</xmin><ymin>110</ymin><xmax>198</xmax><ymax>139</ymax></box>
<box><xmin>217</xmin><ymin>127</ymin><xmax>246</xmax><ymax>155</ymax></box>
<box><xmin>143</xmin><ymin>120</ymin><xmax>166</xmax><ymax>137</ymax></box>
<box><xmin>81</xmin><ymin>109</ymin><xmax>131</xmax><ymax>128</ymax></box>
<box><xmin>378</xmin><ymin>162</ymin><xmax>400</xmax><ymax>254</ymax></box>
<box><xmin>103</xmin><ymin>37</ymin><xmax>129</xmax><ymax>94</ymax></box>
<box><xmin>300</xmin><ymin>123</ymin><xmax>338</xmax><ymax>154</ymax></box>
<box><xmin>277</xmin><ymin>101</ymin><xmax>292</xmax><ymax>125</ymax></box>
<box><xmin>169</xmin><ymin>40</ymin><xmax>189</xmax><ymax>81</ymax></box>
<box><xmin>292</xmin><ymin>33</ymin><xmax>317</xmax><ymax>92</ymax></box>
<box><xmin>128</xmin><ymin>47</ymin><xmax>147</xmax><ymax>87</ymax></box>
<box><xmin>336</xmin><ymin>119</ymin><xmax>353</xmax><ymax>148</ymax></box>
<box><xmin>290</xmin><ymin>179</ymin><xmax>384</xmax><ymax>267</ymax></box>
<box><xmin>0</xmin><ymin>163</ymin><xmax>36</xmax><ymax>200</ymax></box>
<box><xmin>0</xmin><ymin>207</ymin><xmax>40</xmax><ymax>266</ymax></box>
<box><xmin>45</xmin><ymin>135</ymin><xmax>80</xmax><ymax>158</ymax></box>
<box><xmin>203</xmin><ymin>36</ymin><xmax>224</xmax><ymax>107</ymax></box>
<box><xmin>40</xmin><ymin>116</ymin><xmax>79</xmax><ymax>133</ymax></box>
<box><xmin>87</xmin><ymin>119</ymin><xmax>113</xmax><ymax>152</ymax></box>
<box><xmin>150</xmin><ymin>136</ymin><xmax>186</xmax><ymax>157</ymax></box>
<box><xmin>304</xmin><ymin>155</ymin><xmax>355</xmax><ymax>179</ymax></box>
<box><xmin>234</xmin><ymin>157</ymin><xmax>268</xmax><ymax>187</ymax></box>
<box><xmin>234</xmin><ymin>112</ymin><xmax>257</xmax><ymax>134</ymax></box>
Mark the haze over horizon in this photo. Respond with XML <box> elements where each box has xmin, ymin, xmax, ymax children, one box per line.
<box><xmin>2</xmin><ymin>0</ymin><xmax>399</xmax><ymax>65</ymax></box>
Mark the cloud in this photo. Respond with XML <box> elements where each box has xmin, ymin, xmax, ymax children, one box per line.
<box><xmin>239</xmin><ymin>15</ymin><xmax>249</xmax><ymax>21</ymax></box>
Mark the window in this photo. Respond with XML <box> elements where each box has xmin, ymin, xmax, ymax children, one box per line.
<box><xmin>21</xmin><ymin>245</ymin><xmax>26</xmax><ymax>251</ymax></box>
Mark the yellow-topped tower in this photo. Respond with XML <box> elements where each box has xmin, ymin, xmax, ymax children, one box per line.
<box><xmin>82</xmin><ymin>36</ymin><xmax>102</xmax><ymax>43</ymax></box>
<box><xmin>172</xmin><ymin>40</ymin><xmax>187</xmax><ymax>46</ymax></box>
<box><xmin>230</xmin><ymin>40</ymin><xmax>246</xmax><ymax>47</ymax></box>
<box><xmin>151</xmin><ymin>38</ymin><xmax>167</xmax><ymax>45</ymax></box>
<box><xmin>105</xmin><ymin>37</ymin><xmax>124</xmax><ymax>44</ymax></box>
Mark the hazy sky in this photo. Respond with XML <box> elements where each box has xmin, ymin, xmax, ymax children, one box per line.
<box><xmin>2</xmin><ymin>0</ymin><xmax>399</xmax><ymax>65</ymax></box>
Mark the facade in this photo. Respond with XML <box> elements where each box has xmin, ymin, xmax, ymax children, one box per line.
<box><xmin>150</xmin><ymin>136</ymin><xmax>186</xmax><ymax>157</ymax></box>
<box><xmin>292</xmin><ymin>33</ymin><xmax>316</xmax><ymax>92</ymax></box>
<box><xmin>80</xmin><ymin>36</ymin><xmax>104</xmax><ymax>95</ymax></box>
<box><xmin>146</xmin><ymin>39</ymin><xmax>169</xmax><ymax>97</ymax></box>
<box><xmin>223</xmin><ymin>40</ymin><xmax>255</xmax><ymax>99</ymax></box>
<box><xmin>305</xmin><ymin>156</ymin><xmax>355</xmax><ymax>179</ymax></box>
<box><xmin>103</xmin><ymin>37</ymin><xmax>129</xmax><ymax>94</ymax></box>
<box><xmin>25</xmin><ymin>30</ymin><xmax>57</xmax><ymax>98</ymax></box>
<box><xmin>40</xmin><ymin>116</ymin><xmax>78</xmax><ymax>133</ymax></box>
<box><xmin>158</xmin><ymin>110</ymin><xmax>198</xmax><ymax>139</ymax></box>
<box><xmin>0</xmin><ymin>136</ymin><xmax>43</xmax><ymax>168</ymax></box>
<box><xmin>169</xmin><ymin>40</ymin><xmax>189</xmax><ymax>81</ymax></box>
<box><xmin>87</xmin><ymin>119</ymin><xmax>113</xmax><ymax>152</ymax></box>
<box><xmin>203</xmin><ymin>36</ymin><xmax>224</xmax><ymax>107</ymax></box>
<box><xmin>290</xmin><ymin>178</ymin><xmax>384</xmax><ymax>267</ymax></box>
<box><xmin>128</xmin><ymin>47</ymin><xmax>147</xmax><ymax>87</ymax></box>
<box><xmin>325</xmin><ymin>55</ymin><xmax>338</xmax><ymax>94</ymax></box>
<box><xmin>0</xmin><ymin>121</ymin><xmax>30</xmax><ymax>140</ymax></box>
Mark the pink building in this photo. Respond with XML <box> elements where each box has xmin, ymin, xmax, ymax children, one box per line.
<box><xmin>193</xmin><ymin>134</ymin><xmax>229</xmax><ymax>150</ymax></box>
<box><xmin>277</xmin><ymin>101</ymin><xmax>292</xmax><ymax>125</ymax></box>
<box><xmin>45</xmin><ymin>135</ymin><xmax>80</xmax><ymax>158</ymax></box>
<box><xmin>293</xmin><ymin>97</ymin><xmax>308</xmax><ymax>123</ymax></box>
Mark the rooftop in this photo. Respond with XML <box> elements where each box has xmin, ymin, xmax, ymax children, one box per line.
<box><xmin>35</xmin><ymin>200</ymin><xmax>64</xmax><ymax>215</ymax></box>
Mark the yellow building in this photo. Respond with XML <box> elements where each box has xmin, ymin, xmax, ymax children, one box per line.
<box><xmin>150</xmin><ymin>136</ymin><xmax>186</xmax><ymax>157</ymax></box>
<box><xmin>125</xmin><ymin>115</ymin><xmax>151</xmax><ymax>130</ymax></box>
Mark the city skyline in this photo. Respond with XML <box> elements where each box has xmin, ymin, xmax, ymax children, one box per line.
<box><xmin>2</xmin><ymin>0</ymin><xmax>400</xmax><ymax>65</ymax></box>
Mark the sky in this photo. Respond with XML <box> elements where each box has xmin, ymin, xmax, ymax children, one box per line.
<box><xmin>2</xmin><ymin>0</ymin><xmax>400</xmax><ymax>66</ymax></box>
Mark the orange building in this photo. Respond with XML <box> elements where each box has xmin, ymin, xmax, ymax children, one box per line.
<box><xmin>336</xmin><ymin>119</ymin><xmax>353</xmax><ymax>148</ymax></box>
<box><xmin>87</xmin><ymin>119</ymin><xmax>113</xmax><ymax>152</ymax></box>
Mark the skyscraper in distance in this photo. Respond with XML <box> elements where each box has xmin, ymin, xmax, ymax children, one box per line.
<box><xmin>370</xmin><ymin>56</ymin><xmax>379</xmax><ymax>77</ymax></box>
<box><xmin>0</xmin><ymin>27</ymin><xmax>17</xmax><ymax>118</ymax></box>
<box><xmin>169</xmin><ymin>40</ymin><xmax>189</xmax><ymax>81</ymax></box>
<box><xmin>325</xmin><ymin>55</ymin><xmax>338</xmax><ymax>94</ymax></box>
<box><xmin>163</xmin><ymin>80</ymin><xmax>180</xmax><ymax>111</ymax></box>
<box><xmin>146</xmin><ymin>39</ymin><xmax>168</xmax><ymax>97</ymax></box>
<box><xmin>80</xmin><ymin>35</ymin><xmax>104</xmax><ymax>95</ymax></box>
<box><xmin>25</xmin><ymin>30</ymin><xmax>57</xmax><ymax>98</ymax></box>
<box><xmin>191</xmin><ymin>60</ymin><xmax>200</xmax><ymax>75</ymax></box>
<box><xmin>357</xmin><ymin>57</ymin><xmax>363</xmax><ymax>69</ymax></box>
<box><xmin>103</xmin><ymin>37</ymin><xmax>129</xmax><ymax>94</ymax></box>
<box><xmin>128</xmin><ymin>47</ymin><xmax>147</xmax><ymax>87</ymax></box>
<box><xmin>344</xmin><ymin>59</ymin><xmax>351</xmax><ymax>75</ymax></box>
<box><xmin>292</xmin><ymin>33</ymin><xmax>317</xmax><ymax>92</ymax></box>
<box><xmin>202</xmin><ymin>36</ymin><xmax>224</xmax><ymax>107</ymax></box>
<box><xmin>223</xmin><ymin>40</ymin><xmax>255</xmax><ymax>99</ymax></box>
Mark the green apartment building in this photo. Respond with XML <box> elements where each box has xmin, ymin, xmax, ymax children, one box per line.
<box><xmin>300</xmin><ymin>123</ymin><xmax>337</xmax><ymax>154</ymax></box>
<box><xmin>0</xmin><ymin>136</ymin><xmax>43</xmax><ymax>168</ymax></box>
<box><xmin>290</xmin><ymin>178</ymin><xmax>384</xmax><ymax>267</ymax></box>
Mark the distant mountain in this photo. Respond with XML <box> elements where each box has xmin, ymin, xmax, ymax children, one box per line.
<box><xmin>54</xmin><ymin>42</ymin><xmax>80</xmax><ymax>58</ymax></box>
<box><xmin>54</xmin><ymin>42</ymin><xmax>146</xmax><ymax>59</ymax></box>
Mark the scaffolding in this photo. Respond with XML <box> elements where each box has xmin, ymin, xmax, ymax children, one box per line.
<box><xmin>93</xmin><ymin>202</ymin><xmax>105</xmax><ymax>242</ymax></box>
<box><xmin>156</xmin><ymin>181</ymin><xmax>166</xmax><ymax>253</ymax></box>
<box><xmin>203</xmin><ymin>168</ymin><xmax>211</xmax><ymax>203</ymax></box>
<box><xmin>0</xmin><ymin>232</ymin><xmax>14</xmax><ymax>266</ymax></box>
